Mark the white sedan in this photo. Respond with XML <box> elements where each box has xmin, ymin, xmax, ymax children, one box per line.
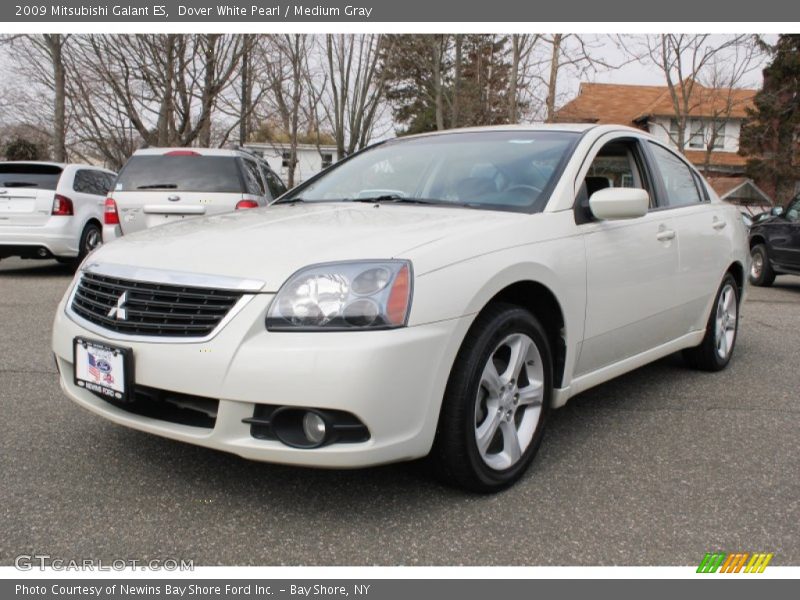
<box><xmin>52</xmin><ymin>125</ymin><xmax>748</xmax><ymax>491</ymax></box>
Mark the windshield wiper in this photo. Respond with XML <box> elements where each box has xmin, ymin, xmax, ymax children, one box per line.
<box><xmin>273</xmin><ymin>197</ymin><xmax>306</xmax><ymax>205</ymax></box>
<box><xmin>136</xmin><ymin>183</ymin><xmax>178</xmax><ymax>189</ymax></box>
<box><xmin>349</xmin><ymin>195</ymin><xmax>437</xmax><ymax>205</ymax></box>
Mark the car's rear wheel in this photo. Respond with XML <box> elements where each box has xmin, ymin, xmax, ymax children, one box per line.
<box><xmin>683</xmin><ymin>273</ymin><xmax>740</xmax><ymax>371</ymax></box>
<box><xmin>749</xmin><ymin>244</ymin><xmax>775</xmax><ymax>286</ymax></box>
<box><xmin>59</xmin><ymin>222</ymin><xmax>102</xmax><ymax>269</ymax></box>
<box><xmin>431</xmin><ymin>303</ymin><xmax>552</xmax><ymax>492</ymax></box>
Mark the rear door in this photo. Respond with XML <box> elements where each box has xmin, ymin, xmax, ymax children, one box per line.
<box><xmin>644</xmin><ymin>142</ymin><xmax>731</xmax><ymax>334</ymax></box>
<box><xmin>0</xmin><ymin>163</ymin><xmax>61</xmax><ymax>227</ymax></box>
<box><xmin>110</xmin><ymin>152</ymin><xmax>247</xmax><ymax>234</ymax></box>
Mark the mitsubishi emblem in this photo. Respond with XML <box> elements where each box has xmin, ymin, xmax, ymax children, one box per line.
<box><xmin>108</xmin><ymin>292</ymin><xmax>128</xmax><ymax>320</ymax></box>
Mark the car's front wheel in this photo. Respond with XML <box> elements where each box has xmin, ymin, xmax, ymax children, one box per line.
<box><xmin>432</xmin><ymin>303</ymin><xmax>552</xmax><ymax>492</ymax></box>
<box><xmin>749</xmin><ymin>244</ymin><xmax>775</xmax><ymax>287</ymax></box>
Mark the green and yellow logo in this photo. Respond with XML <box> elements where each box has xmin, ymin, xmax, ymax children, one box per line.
<box><xmin>697</xmin><ymin>552</ymin><xmax>774</xmax><ymax>573</ymax></box>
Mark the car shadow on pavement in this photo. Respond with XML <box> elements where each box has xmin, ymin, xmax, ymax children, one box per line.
<box><xmin>88</xmin><ymin>352</ymin><xmax>696</xmax><ymax>513</ymax></box>
<box><xmin>0</xmin><ymin>259</ymin><xmax>75</xmax><ymax>277</ymax></box>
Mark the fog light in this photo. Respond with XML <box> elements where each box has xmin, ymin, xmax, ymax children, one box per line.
<box><xmin>302</xmin><ymin>412</ymin><xmax>327</xmax><ymax>445</ymax></box>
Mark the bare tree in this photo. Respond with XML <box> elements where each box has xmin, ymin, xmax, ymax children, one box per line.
<box><xmin>697</xmin><ymin>39</ymin><xmax>763</xmax><ymax>174</ymax></box>
<box><xmin>643</xmin><ymin>34</ymin><xmax>758</xmax><ymax>154</ymax></box>
<box><xmin>320</xmin><ymin>34</ymin><xmax>394</xmax><ymax>157</ymax></box>
<box><xmin>508</xmin><ymin>34</ymin><xmax>538</xmax><ymax>123</ymax></box>
<box><xmin>69</xmin><ymin>34</ymin><xmax>247</xmax><ymax>149</ymax></box>
<box><xmin>2</xmin><ymin>34</ymin><xmax>70</xmax><ymax>161</ymax></box>
<box><xmin>257</xmin><ymin>34</ymin><xmax>313</xmax><ymax>187</ymax></box>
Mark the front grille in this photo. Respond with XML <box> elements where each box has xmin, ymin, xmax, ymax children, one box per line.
<box><xmin>71</xmin><ymin>271</ymin><xmax>244</xmax><ymax>337</ymax></box>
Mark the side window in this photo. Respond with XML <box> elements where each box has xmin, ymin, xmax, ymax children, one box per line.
<box><xmin>240</xmin><ymin>158</ymin><xmax>266</xmax><ymax>196</ymax></box>
<box><xmin>786</xmin><ymin>197</ymin><xmax>800</xmax><ymax>222</ymax></box>
<box><xmin>101</xmin><ymin>173</ymin><xmax>116</xmax><ymax>195</ymax></box>
<box><xmin>261</xmin><ymin>166</ymin><xmax>287</xmax><ymax>199</ymax></box>
<box><xmin>73</xmin><ymin>170</ymin><xmax>91</xmax><ymax>194</ymax></box>
<box><xmin>648</xmin><ymin>143</ymin><xmax>704</xmax><ymax>207</ymax></box>
<box><xmin>575</xmin><ymin>140</ymin><xmax>650</xmax><ymax>224</ymax></box>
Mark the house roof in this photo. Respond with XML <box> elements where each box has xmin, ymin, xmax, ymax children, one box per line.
<box><xmin>555</xmin><ymin>81</ymin><xmax>757</xmax><ymax>126</ymax></box>
<box><xmin>634</xmin><ymin>81</ymin><xmax>756</xmax><ymax>121</ymax></box>
<box><xmin>554</xmin><ymin>83</ymin><xmax>667</xmax><ymax>125</ymax></box>
<box><xmin>707</xmin><ymin>176</ymin><xmax>772</xmax><ymax>204</ymax></box>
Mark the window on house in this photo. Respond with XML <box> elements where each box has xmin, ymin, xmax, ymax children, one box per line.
<box><xmin>321</xmin><ymin>153</ymin><xmax>333</xmax><ymax>169</ymax></box>
<box><xmin>711</xmin><ymin>121</ymin><xmax>725</xmax><ymax>149</ymax></box>
<box><xmin>281</xmin><ymin>151</ymin><xmax>291</xmax><ymax>168</ymax></box>
<box><xmin>669</xmin><ymin>120</ymin><xmax>680</xmax><ymax>146</ymax></box>
<box><xmin>689</xmin><ymin>121</ymin><xmax>705</xmax><ymax>149</ymax></box>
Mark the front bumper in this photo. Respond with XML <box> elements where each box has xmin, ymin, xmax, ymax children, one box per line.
<box><xmin>53</xmin><ymin>291</ymin><xmax>470</xmax><ymax>468</ymax></box>
<box><xmin>0</xmin><ymin>218</ymin><xmax>80</xmax><ymax>258</ymax></box>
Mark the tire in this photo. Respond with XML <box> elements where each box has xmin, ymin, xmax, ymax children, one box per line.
<box><xmin>749</xmin><ymin>244</ymin><xmax>775</xmax><ymax>286</ymax></box>
<box><xmin>62</xmin><ymin>222</ymin><xmax>102</xmax><ymax>269</ymax></box>
<box><xmin>683</xmin><ymin>274</ymin><xmax>740</xmax><ymax>371</ymax></box>
<box><xmin>431</xmin><ymin>303</ymin><xmax>552</xmax><ymax>492</ymax></box>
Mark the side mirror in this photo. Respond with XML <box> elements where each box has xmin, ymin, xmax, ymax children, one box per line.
<box><xmin>771</xmin><ymin>206</ymin><xmax>784</xmax><ymax>217</ymax></box>
<box><xmin>589</xmin><ymin>188</ymin><xmax>650</xmax><ymax>220</ymax></box>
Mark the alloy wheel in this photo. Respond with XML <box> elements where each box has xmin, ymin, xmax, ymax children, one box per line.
<box><xmin>474</xmin><ymin>333</ymin><xmax>544</xmax><ymax>471</ymax></box>
<box><xmin>715</xmin><ymin>283</ymin><xmax>738</xmax><ymax>360</ymax></box>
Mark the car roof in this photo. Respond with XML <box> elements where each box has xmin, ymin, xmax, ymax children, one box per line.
<box><xmin>392</xmin><ymin>123</ymin><xmax>648</xmax><ymax>142</ymax></box>
<box><xmin>0</xmin><ymin>161</ymin><xmax>116</xmax><ymax>173</ymax></box>
<box><xmin>0</xmin><ymin>160</ymin><xmax>66</xmax><ymax>168</ymax></box>
<box><xmin>131</xmin><ymin>147</ymin><xmax>247</xmax><ymax>157</ymax></box>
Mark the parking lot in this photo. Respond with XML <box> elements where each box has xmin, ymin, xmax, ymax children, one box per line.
<box><xmin>1</xmin><ymin>256</ymin><xmax>798</xmax><ymax>566</ymax></box>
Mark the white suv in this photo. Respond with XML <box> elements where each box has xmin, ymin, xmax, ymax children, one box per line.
<box><xmin>103</xmin><ymin>148</ymin><xmax>287</xmax><ymax>241</ymax></box>
<box><xmin>0</xmin><ymin>162</ymin><xmax>116</xmax><ymax>266</ymax></box>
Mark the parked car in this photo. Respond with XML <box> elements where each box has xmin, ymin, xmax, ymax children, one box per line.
<box><xmin>748</xmin><ymin>196</ymin><xmax>800</xmax><ymax>286</ymax></box>
<box><xmin>0</xmin><ymin>161</ymin><xmax>115</xmax><ymax>267</ymax></box>
<box><xmin>52</xmin><ymin>125</ymin><xmax>748</xmax><ymax>492</ymax></box>
<box><xmin>103</xmin><ymin>147</ymin><xmax>287</xmax><ymax>242</ymax></box>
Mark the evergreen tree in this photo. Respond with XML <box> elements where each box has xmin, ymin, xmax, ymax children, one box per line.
<box><xmin>740</xmin><ymin>34</ymin><xmax>800</xmax><ymax>204</ymax></box>
<box><xmin>382</xmin><ymin>34</ymin><xmax>515</xmax><ymax>135</ymax></box>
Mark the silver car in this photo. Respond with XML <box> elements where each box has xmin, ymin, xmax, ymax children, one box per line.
<box><xmin>103</xmin><ymin>148</ymin><xmax>286</xmax><ymax>242</ymax></box>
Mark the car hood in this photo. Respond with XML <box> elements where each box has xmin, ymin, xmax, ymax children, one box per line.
<box><xmin>91</xmin><ymin>203</ymin><xmax>521</xmax><ymax>291</ymax></box>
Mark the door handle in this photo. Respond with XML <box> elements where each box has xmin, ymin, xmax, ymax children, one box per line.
<box><xmin>656</xmin><ymin>228</ymin><xmax>676</xmax><ymax>242</ymax></box>
<box><xmin>712</xmin><ymin>219</ymin><xmax>727</xmax><ymax>230</ymax></box>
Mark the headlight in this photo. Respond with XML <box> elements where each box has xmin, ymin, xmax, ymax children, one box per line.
<box><xmin>266</xmin><ymin>260</ymin><xmax>413</xmax><ymax>331</ymax></box>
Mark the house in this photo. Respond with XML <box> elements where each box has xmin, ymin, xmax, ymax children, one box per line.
<box><xmin>244</xmin><ymin>142</ymin><xmax>340</xmax><ymax>186</ymax></box>
<box><xmin>554</xmin><ymin>82</ymin><xmax>769</xmax><ymax>205</ymax></box>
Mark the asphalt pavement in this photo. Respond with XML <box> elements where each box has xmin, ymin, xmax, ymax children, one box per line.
<box><xmin>1</xmin><ymin>256</ymin><xmax>798</xmax><ymax>566</ymax></box>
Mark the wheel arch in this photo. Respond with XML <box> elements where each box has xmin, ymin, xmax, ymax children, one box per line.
<box><xmin>749</xmin><ymin>234</ymin><xmax>766</xmax><ymax>249</ymax></box>
<box><xmin>476</xmin><ymin>280</ymin><xmax>568</xmax><ymax>389</ymax></box>
<box><xmin>726</xmin><ymin>260</ymin><xmax>745</xmax><ymax>295</ymax></box>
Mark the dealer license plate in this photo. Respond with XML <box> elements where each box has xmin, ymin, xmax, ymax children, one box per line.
<box><xmin>73</xmin><ymin>338</ymin><xmax>133</xmax><ymax>402</ymax></box>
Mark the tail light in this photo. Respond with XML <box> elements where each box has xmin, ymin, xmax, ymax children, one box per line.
<box><xmin>51</xmin><ymin>194</ymin><xmax>74</xmax><ymax>216</ymax></box>
<box><xmin>104</xmin><ymin>198</ymin><xmax>120</xmax><ymax>225</ymax></box>
<box><xmin>236</xmin><ymin>199</ymin><xmax>259</xmax><ymax>210</ymax></box>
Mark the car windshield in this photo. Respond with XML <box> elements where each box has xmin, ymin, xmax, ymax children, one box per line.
<box><xmin>0</xmin><ymin>163</ymin><xmax>62</xmax><ymax>190</ymax></box>
<box><xmin>281</xmin><ymin>130</ymin><xmax>579</xmax><ymax>212</ymax></box>
<box><xmin>115</xmin><ymin>155</ymin><xmax>244</xmax><ymax>193</ymax></box>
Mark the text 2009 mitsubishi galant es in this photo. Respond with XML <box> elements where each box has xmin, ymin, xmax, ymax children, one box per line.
<box><xmin>52</xmin><ymin>125</ymin><xmax>748</xmax><ymax>491</ymax></box>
